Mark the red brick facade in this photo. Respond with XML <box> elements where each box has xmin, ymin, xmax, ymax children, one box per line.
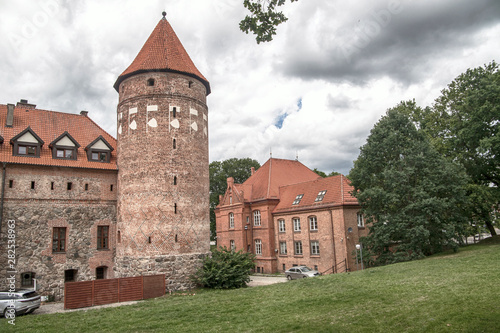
<box><xmin>216</xmin><ymin>158</ymin><xmax>367</xmax><ymax>274</ymax></box>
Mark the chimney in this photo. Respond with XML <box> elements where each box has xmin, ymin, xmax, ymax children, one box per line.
<box><xmin>6</xmin><ymin>104</ymin><xmax>15</xmax><ymax>127</ymax></box>
<box><xmin>16</xmin><ymin>99</ymin><xmax>36</xmax><ymax>109</ymax></box>
<box><xmin>251</xmin><ymin>167</ymin><xmax>255</xmax><ymax>175</ymax></box>
<box><xmin>80</xmin><ymin>110</ymin><xmax>89</xmax><ymax>116</ymax></box>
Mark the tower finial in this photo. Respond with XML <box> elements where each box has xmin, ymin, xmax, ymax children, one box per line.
<box><xmin>162</xmin><ymin>11</ymin><xmax>167</xmax><ymax>19</ymax></box>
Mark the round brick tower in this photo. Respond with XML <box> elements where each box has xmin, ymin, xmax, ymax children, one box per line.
<box><xmin>113</xmin><ymin>13</ymin><xmax>211</xmax><ymax>290</ymax></box>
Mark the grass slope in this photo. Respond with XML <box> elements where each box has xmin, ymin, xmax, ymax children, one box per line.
<box><xmin>2</xmin><ymin>237</ymin><xmax>499</xmax><ymax>332</ymax></box>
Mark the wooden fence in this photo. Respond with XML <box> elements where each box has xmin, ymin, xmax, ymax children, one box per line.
<box><xmin>64</xmin><ymin>274</ymin><xmax>165</xmax><ymax>310</ymax></box>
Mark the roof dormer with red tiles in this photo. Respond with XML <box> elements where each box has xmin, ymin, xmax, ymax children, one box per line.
<box><xmin>0</xmin><ymin>101</ymin><xmax>117</xmax><ymax>170</ymax></box>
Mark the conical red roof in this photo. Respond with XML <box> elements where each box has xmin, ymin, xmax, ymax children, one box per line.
<box><xmin>114</xmin><ymin>15</ymin><xmax>210</xmax><ymax>95</ymax></box>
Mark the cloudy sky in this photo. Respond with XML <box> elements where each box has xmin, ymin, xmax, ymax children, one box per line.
<box><xmin>0</xmin><ymin>0</ymin><xmax>498</xmax><ymax>175</ymax></box>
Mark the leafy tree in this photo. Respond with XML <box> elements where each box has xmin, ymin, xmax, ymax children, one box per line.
<box><xmin>210</xmin><ymin>158</ymin><xmax>261</xmax><ymax>240</ymax></box>
<box><xmin>192</xmin><ymin>247</ymin><xmax>255</xmax><ymax>289</ymax></box>
<box><xmin>349</xmin><ymin>101</ymin><xmax>469</xmax><ymax>265</ymax></box>
<box><xmin>409</xmin><ymin>62</ymin><xmax>499</xmax><ymax>236</ymax></box>
<box><xmin>240</xmin><ymin>0</ymin><xmax>298</xmax><ymax>43</ymax></box>
<box><xmin>313</xmin><ymin>168</ymin><xmax>341</xmax><ymax>178</ymax></box>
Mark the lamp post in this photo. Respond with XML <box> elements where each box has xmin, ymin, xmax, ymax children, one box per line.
<box><xmin>356</xmin><ymin>244</ymin><xmax>364</xmax><ymax>270</ymax></box>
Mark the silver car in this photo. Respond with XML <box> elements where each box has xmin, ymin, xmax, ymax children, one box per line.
<box><xmin>285</xmin><ymin>266</ymin><xmax>321</xmax><ymax>280</ymax></box>
<box><xmin>0</xmin><ymin>289</ymin><xmax>41</xmax><ymax>318</ymax></box>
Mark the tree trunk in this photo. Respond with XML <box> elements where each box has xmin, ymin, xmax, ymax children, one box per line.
<box><xmin>485</xmin><ymin>221</ymin><xmax>497</xmax><ymax>236</ymax></box>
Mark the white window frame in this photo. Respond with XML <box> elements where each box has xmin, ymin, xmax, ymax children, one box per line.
<box><xmin>315</xmin><ymin>190</ymin><xmax>327</xmax><ymax>202</ymax></box>
<box><xmin>311</xmin><ymin>240</ymin><xmax>320</xmax><ymax>255</ymax></box>
<box><xmin>309</xmin><ymin>216</ymin><xmax>318</xmax><ymax>231</ymax></box>
<box><xmin>255</xmin><ymin>239</ymin><xmax>262</xmax><ymax>255</ymax></box>
<box><xmin>294</xmin><ymin>241</ymin><xmax>303</xmax><ymax>255</ymax></box>
<box><xmin>278</xmin><ymin>219</ymin><xmax>286</xmax><ymax>232</ymax></box>
<box><xmin>253</xmin><ymin>210</ymin><xmax>261</xmax><ymax>226</ymax></box>
<box><xmin>293</xmin><ymin>218</ymin><xmax>301</xmax><ymax>232</ymax></box>
<box><xmin>357</xmin><ymin>212</ymin><xmax>365</xmax><ymax>227</ymax></box>
<box><xmin>229</xmin><ymin>212</ymin><xmax>234</xmax><ymax>228</ymax></box>
<box><xmin>230</xmin><ymin>240</ymin><xmax>235</xmax><ymax>251</ymax></box>
<box><xmin>279</xmin><ymin>241</ymin><xmax>287</xmax><ymax>255</ymax></box>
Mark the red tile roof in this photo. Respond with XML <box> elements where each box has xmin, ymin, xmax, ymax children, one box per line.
<box><xmin>274</xmin><ymin>175</ymin><xmax>359</xmax><ymax>213</ymax></box>
<box><xmin>114</xmin><ymin>16</ymin><xmax>210</xmax><ymax>95</ymax></box>
<box><xmin>0</xmin><ymin>104</ymin><xmax>117</xmax><ymax>170</ymax></box>
<box><xmin>242</xmin><ymin>158</ymin><xmax>321</xmax><ymax>201</ymax></box>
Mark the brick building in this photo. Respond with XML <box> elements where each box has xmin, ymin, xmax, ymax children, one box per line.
<box><xmin>215</xmin><ymin>158</ymin><xmax>367</xmax><ymax>274</ymax></box>
<box><xmin>0</xmin><ymin>13</ymin><xmax>210</xmax><ymax>300</ymax></box>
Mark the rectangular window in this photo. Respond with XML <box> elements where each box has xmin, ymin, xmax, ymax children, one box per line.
<box><xmin>253</xmin><ymin>210</ymin><xmax>261</xmax><ymax>226</ymax></box>
<box><xmin>315</xmin><ymin>190</ymin><xmax>327</xmax><ymax>202</ymax></box>
<box><xmin>229</xmin><ymin>213</ymin><xmax>234</xmax><ymax>228</ymax></box>
<box><xmin>97</xmin><ymin>226</ymin><xmax>109</xmax><ymax>249</ymax></box>
<box><xmin>280</xmin><ymin>241</ymin><xmax>287</xmax><ymax>255</ymax></box>
<box><xmin>311</xmin><ymin>241</ymin><xmax>320</xmax><ymax>255</ymax></box>
<box><xmin>65</xmin><ymin>269</ymin><xmax>76</xmax><ymax>282</ymax></box>
<box><xmin>18</xmin><ymin>146</ymin><xmax>27</xmax><ymax>155</ymax></box>
<box><xmin>21</xmin><ymin>272</ymin><xmax>35</xmax><ymax>287</ymax></box>
<box><xmin>52</xmin><ymin>227</ymin><xmax>66</xmax><ymax>252</ymax></box>
<box><xmin>357</xmin><ymin>213</ymin><xmax>365</xmax><ymax>227</ymax></box>
<box><xmin>230</xmin><ymin>240</ymin><xmax>235</xmax><ymax>251</ymax></box>
<box><xmin>255</xmin><ymin>239</ymin><xmax>262</xmax><ymax>255</ymax></box>
<box><xmin>292</xmin><ymin>194</ymin><xmax>304</xmax><ymax>205</ymax></box>
<box><xmin>278</xmin><ymin>219</ymin><xmax>286</xmax><ymax>232</ymax></box>
<box><xmin>293</xmin><ymin>218</ymin><xmax>301</xmax><ymax>232</ymax></box>
<box><xmin>309</xmin><ymin>216</ymin><xmax>318</xmax><ymax>231</ymax></box>
<box><xmin>8</xmin><ymin>180</ymin><xmax>13</xmax><ymax>188</ymax></box>
<box><xmin>67</xmin><ymin>182</ymin><xmax>72</xmax><ymax>190</ymax></box>
<box><xmin>31</xmin><ymin>181</ymin><xmax>35</xmax><ymax>190</ymax></box>
<box><xmin>294</xmin><ymin>241</ymin><xmax>303</xmax><ymax>255</ymax></box>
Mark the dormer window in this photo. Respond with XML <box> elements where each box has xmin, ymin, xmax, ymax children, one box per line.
<box><xmin>50</xmin><ymin>132</ymin><xmax>80</xmax><ymax>160</ymax></box>
<box><xmin>85</xmin><ymin>135</ymin><xmax>114</xmax><ymax>163</ymax></box>
<box><xmin>10</xmin><ymin>127</ymin><xmax>44</xmax><ymax>158</ymax></box>
<box><xmin>315</xmin><ymin>190</ymin><xmax>327</xmax><ymax>202</ymax></box>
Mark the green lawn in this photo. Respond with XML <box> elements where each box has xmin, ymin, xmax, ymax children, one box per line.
<box><xmin>3</xmin><ymin>237</ymin><xmax>499</xmax><ymax>332</ymax></box>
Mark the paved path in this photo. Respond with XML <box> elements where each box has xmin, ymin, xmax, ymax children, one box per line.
<box><xmin>247</xmin><ymin>275</ymin><xmax>287</xmax><ymax>287</ymax></box>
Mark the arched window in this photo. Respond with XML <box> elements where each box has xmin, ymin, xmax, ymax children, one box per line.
<box><xmin>309</xmin><ymin>216</ymin><xmax>318</xmax><ymax>231</ymax></box>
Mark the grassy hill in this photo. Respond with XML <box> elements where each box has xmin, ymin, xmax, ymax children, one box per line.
<box><xmin>3</xmin><ymin>237</ymin><xmax>499</xmax><ymax>332</ymax></box>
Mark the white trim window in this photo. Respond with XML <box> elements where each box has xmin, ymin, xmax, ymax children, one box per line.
<box><xmin>279</xmin><ymin>241</ymin><xmax>287</xmax><ymax>255</ymax></box>
<box><xmin>311</xmin><ymin>240</ymin><xmax>320</xmax><ymax>255</ymax></box>
<box><xmin>255</xmin><ymin>239</ymin><xmax>262</xmax><ymax>255</ymax></box>
<box><xmin>253</xmin><ymin>210</ymin><xmax>261</xmax><ymax>226</ymax></box>
<box><xmin>230</xmin><ymin>240</ymin><xmax>235</xmax><ymax>251</ymax></box>
<box><xmin>357</xmin><ymin>212</ymin><xmax>364</xmax><ymax>227</ymax></box>
<box><xmin>309</xmin><ymin>216</ymin><xmax>318</xmax><ymax>231</ymax></box>
<box><xmin>293</xmin><ymin>218</ymin><xmax>301</xmax><ymax>232</ymax></box>
<box><xmin>294</xmin><ymin>241</ymin><xmax>303</xmax><ymax>255</ymax></box>
<box><xmin>229</xmin><ymin>212</ymin><xmax>234</xmax><ymax>228</ymax></box>
<box><xmin>278</xmin><ymin>219</ymin><xmax>286</xmax><ymax>232</ymax></box>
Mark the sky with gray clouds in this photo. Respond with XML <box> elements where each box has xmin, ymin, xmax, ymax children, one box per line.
<box><xmin>0</xmin><ymin>0</ymin><xmax>498</xmax><ymax>175</ymax></box>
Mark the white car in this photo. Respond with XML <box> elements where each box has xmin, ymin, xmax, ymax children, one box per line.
<box><xmin>0</xmin><ymin>289</ymin><xmax>41</xmax><ymax>318</ymax></box>
<box><xmin>285</xmin><ymin>266</ymin><xmax>321</xmax><ymax>280</ymax></box>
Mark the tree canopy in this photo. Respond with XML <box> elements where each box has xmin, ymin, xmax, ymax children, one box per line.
<box><xmin>313</xmin><ymin>168</ymin><xmax>341</xmax><ymax>178</ymax></box>
<box><xmin>240</xmin><ymin>0</ymin><xmax>298</xmax><ymax>43</ymax></box>
<box><xmin>349</xmin><ymin>101</ymin><xmax>469</xmax><ymax>265</ymax></box>
<box><xmin>209</xmin><ymin>158</ymin><xmax>261</xmax><ymax>239</ymax></box>
<box><xmin>406</xmin><ymin>61</ymin><xmax>499</xmax><ymax>235</ymax></box>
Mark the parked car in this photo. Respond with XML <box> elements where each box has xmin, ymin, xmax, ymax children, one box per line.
<box><xmin>285</xmin><ymin>266</ymin><xmax>321</xmax><ymax>280</ymax></box>
<box><xmin>0</xmin><ymin>289</ymin><xmax>41</xmax><ymax>318</ymax></box>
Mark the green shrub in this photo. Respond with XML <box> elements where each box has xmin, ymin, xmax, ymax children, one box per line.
<box><xmin>192</xmin><ymin>247</ymin><xmax>255</xmax><ymax>289</ymax></box>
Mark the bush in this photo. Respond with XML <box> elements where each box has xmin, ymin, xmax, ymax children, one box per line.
<box><xmin>192</xmin><ymin>247</ymin><xmax>255</xmax><ymax>289</ymax></box>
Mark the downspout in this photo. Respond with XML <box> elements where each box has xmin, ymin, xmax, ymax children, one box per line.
<box><xmin>0</xmin><ymin>162</ymin><xmax>7</xmax><ymax>236</ymax></box>
<box><xmin>329</xmin><ymin>209</ymin><xmax>337</xmax><ymax>273</ymax></box>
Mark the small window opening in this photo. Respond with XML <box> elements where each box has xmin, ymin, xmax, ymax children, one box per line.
<box><xmin>174</xmin><ymin>203</ymin><xmax>177</xmax><ymax>214</ymax></box>
<box><xmin>117</xmin><ymin>231</ymin><xmax>121</xmax><ymax>243</ymax></box>
<box><xmin>64</xmin><ymin>269</ymin><xmax>77</xmax><ymax>282</ymax></box>
<box><xmin>51</xmin><ymin>182</ymin><xmax>54</xmax><ymax>190</ymax></box>
<box><xmin>188</xmin><ymin>81</ymin><xmax>193</xmax><ymax>88</ymax></box>
<box><xmin>173</xmin><ymin>176</ymin><xmax>177</xmax><ymax>185</ymax></box>
<box><xmin>85</xmin><ymin>183</ymin><xmax>88</xmax><ymax>191</ymax></box>
<box><xmin>8</xmin><ymin>180</ymin><xmax>13</xmax><ymax>188</ymax></box>
<box><xmin>96</xmin><ymin>266</ymin><xmax>107</xmax><ymax>280</ymax></box>
<box><xmin>147</xmin><ymin>78</ymin><xmax>155</xmax><ymax>86</ymax></box>
<box><xmin>173</xmin><ymin>139</ymin><xmax>176</xmax><ymax>149</ymax></box>
<box><xmin>148</xmin><ymin>236</ymin><xmax>152</xmax><ymax>244</ymax></box>
<box><xmin>173</xmin><ymin>107</ymin><xmax>177</xmax><ymax>118</ymax></box>
<box><xmin>282</xmin><ymin>264</ymin><xmax>286</xmax><ymax>271</ymax></box>
<box><xmin>31</xmin><ymin>181</ymin><xmax>35</xmax><ymax>190</ymax></box>
<box><xmin>67</xmin><ymin>182</ymin><xmax>72</xmax><ymax>190</ymax></box>
<box><xmin>175</xmin><ymin>234</ymin><xmax>178</xmax><ymax>243</ymax></box>
<box><xmin>110</xmin><ymin>184</ymin><xmax>114</xmax><ymax>192</ymax></box>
